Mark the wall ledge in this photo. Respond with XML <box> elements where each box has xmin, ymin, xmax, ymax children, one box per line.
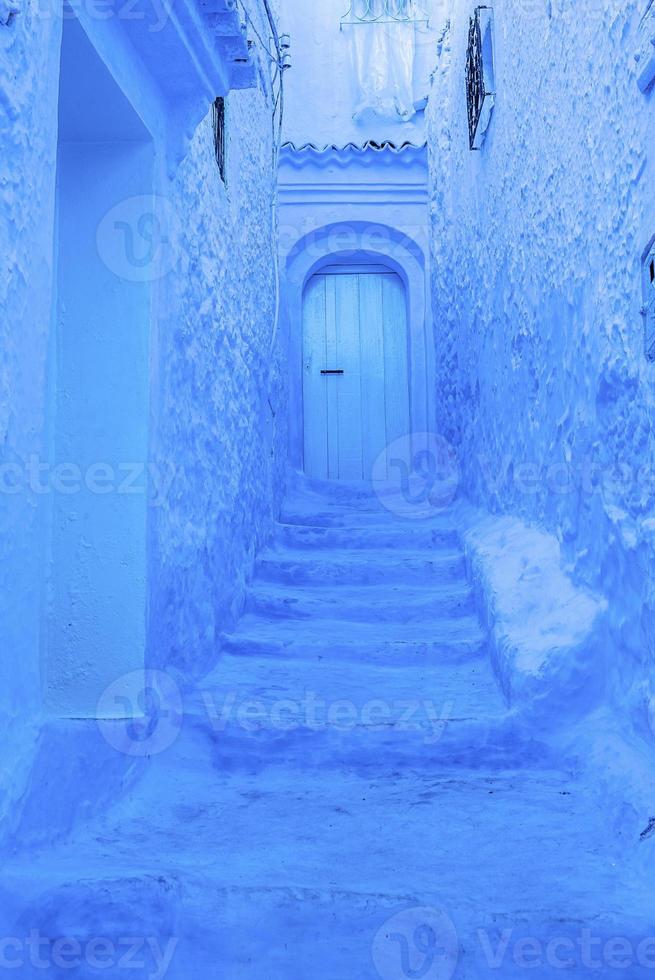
<box><xmin>459</xmin><ymin>504</ymin><xmax>609</xmax><ymax>728</ymax></box>
<box><xmin>72</xmin><ymin>0</ymin><xmax>265</xmax><ymax>174</ymax></box>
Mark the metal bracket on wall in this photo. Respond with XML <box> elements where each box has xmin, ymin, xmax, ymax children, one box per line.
<box><xmin>340</xmin><ymin>0</ymin><xmax>428</xmax><ymax>28</ymax></box>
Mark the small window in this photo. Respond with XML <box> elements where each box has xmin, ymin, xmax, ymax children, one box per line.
<box><xmin>212</xmin><ymin>97</ymin><xmax>226</xmax><ymax>184</ymax></box>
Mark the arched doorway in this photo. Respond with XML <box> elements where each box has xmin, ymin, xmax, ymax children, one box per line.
<box><xmin>282</xmin><ymin>222</ymin><xmax>435</xmax><ymax>479</ymax></box>
<box><xmin>302</xmin><ymin>262</ymin><xmax>410</xmax><ymax>480</ymax></box>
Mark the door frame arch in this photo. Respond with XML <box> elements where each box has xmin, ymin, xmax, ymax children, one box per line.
<box><xmin>283</xmin><ymin>221</ymin><xmax>435</xmax><ymax>474</ymax></box>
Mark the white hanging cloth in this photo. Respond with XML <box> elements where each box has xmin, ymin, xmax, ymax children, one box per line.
<box><xmin>347</xmin><ymin>0</ymin><xmax>418</xmax><ymax>124</ymax></box>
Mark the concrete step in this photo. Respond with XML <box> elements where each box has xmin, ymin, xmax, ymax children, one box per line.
<box><xmin>4</xmin><ymin>866</ymin><xmax>643</xmax><ymax>980</ymax></box>
<box><xmin>1</xmin><ymin>761</ymin><xmax>636</xmax><ymax>980</ymax></box>
<box><xmin>200</xmin><ymin>651</ymin><xmax>501</xmax><ymax>718</ymax></box>
<box><xmin>244</xmin><ymin>581</ymin><xmax>476</xmax><ymax>622</ymax></box>
<box><xmin>283</xmin><ymin>478</ymin><xmax>394</xmax><ymax>512</ymax></box>
<box><xmin>193</xmin><ymin>654</ymin><xmax>511</xmax><ymax>770</ymax></box>
<box><xmin>201</xmin><ymin>710</ymin><xmax>534</xmax><ymax>772</ymax></box>
<box><xmin>255</xmin><ymin>548</ymin><xmax>467</xmax><ymax>587</ymax></box>
<box><xmin>220</xmin><ymin>614</ymin><xmax>487</xmax><ymax>665</ymax></box>
<box><xmin>281</xmin><ymin>507</ymin><xmax>457</xmax><ymax>529</ymax></box>
<box><xmin>274</xmin><ymin>521</ymin><xmax>461</xmax><ymax>550</ymax></box>
<box><xmin>280</xmin><ymin>479</ymin><xmax>460</xmax><ymax>527</ymax></box>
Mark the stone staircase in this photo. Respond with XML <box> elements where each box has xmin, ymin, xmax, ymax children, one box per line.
<box><xmin>1</xmin><ymin>482</ymin><xmax>649</xmax><ymax>978</ymax></box>
<box><xmin>203</xmin><ymin>482</ymin><xmax>508</xmax><ymax>775</ymax></box>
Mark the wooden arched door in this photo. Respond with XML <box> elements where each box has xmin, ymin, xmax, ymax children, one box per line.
<box><xmin>302</xmin><ymin>264</ymin><xmax>410</xmax><ymax>480</ymax></box>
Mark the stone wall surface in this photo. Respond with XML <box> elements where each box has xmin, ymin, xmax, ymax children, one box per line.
<box><xmin>0</xmin><ymin>5</ymin><xmax>62</xmax><ymax>830</ymax></box>
<box><xmin>427</xmin><ymin>0</ymin><xmax>655</xmax><ymax>726</ymax></box>
<box><xmin>0</xmin><ymin>3</ymin><xmax>285</xmax><ymax>840</ymax></box>
<box><xmin>149</xmin><ymin>89</ymin><xmax>286</xmax><ymax>680</ymax></box>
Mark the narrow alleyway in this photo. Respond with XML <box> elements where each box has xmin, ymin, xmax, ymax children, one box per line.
<box><xmin>4</xmin><ymin>0</ymin><xmax>655</xmax><ymax>976</ymax></box>
<box><xmin>2</xmin><ymin>481</ymin><xmax>649</xmax><ymax>978</ymax></box>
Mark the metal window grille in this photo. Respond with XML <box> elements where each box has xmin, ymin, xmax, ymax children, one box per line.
<box><xmin>642</xmin><ymin>239</ymin><xmax>655</xmax><ymax>361</ymax></box>
<box><xmin>466</xmin><ymin>6</ymin><xmax>495</xmax><ymax>150</ymax></box>
<box><xmin>212</xmin><ymin>97</ymin><xmax>226</xmax><ymax>184</ymax></box>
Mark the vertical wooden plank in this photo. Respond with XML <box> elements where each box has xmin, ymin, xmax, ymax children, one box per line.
<box><xmin>358</xmin><ymin>273</ymin><xmax>387</xmax><ymax>480</ymax></box>
<box><xmin>302</xmin><ymin>275</ymin><xmax>328</xmax><ymax>479</ymax></box>
<box><xmin>324</xmin><ymin>274</ymin><xmax>340</xmax><ymax>480</ymax></box>
<box><xmin>382</xmin><ymin>273</ymin><xmax>411</xmax><ymax>460</ymax></box>
<box><xmin>335</xmin><ymin>274</ymin><xmax>363</xmax><ymax>480</ymax></box>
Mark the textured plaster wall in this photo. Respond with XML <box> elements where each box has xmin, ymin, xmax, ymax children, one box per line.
<box><xmin>149</xmin><ymin>90</ymin><xmax>286</xmax><ymax>680</ymax></box>
<box><xmin>427</xmin><ymin>0</ymin><xmax>655</xmax><ymax>726</ymax></box>
<box><xmin>0</xmin><ymin>8</ymin><xmax>61</xmax><ymax>824</ymax></box>
<box><xmin>1</xmin><ymin>4</ymin><xmax>285</xmax><ymax>838</ymax></box>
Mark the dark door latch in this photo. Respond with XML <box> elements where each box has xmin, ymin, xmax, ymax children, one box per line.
<box><xmin>320</xmin><ymin>370</ymin><xmax>344</xmax><ymax>375</ymax></box>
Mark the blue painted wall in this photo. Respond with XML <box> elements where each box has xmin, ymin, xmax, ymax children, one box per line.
<box><xmin>0</xmin><ymin>0</ymin><xmax>62</xmax><ymax>831</ymax></box>
<box><xmin>148</xmin><ymin>89</ymin><xmax>287</xmax><ymax>680</ymax></box>
<box><xmin>0</xmin><ymin>0</ymin><xmax>285</xmax><ymax>836</ymax></box>
<box><xmin>427</xmin><ymin>0</ymin><xmax>655</xmax><ymax>733</ymax></box>
<box><xmin>47</xmin><ymin>15</ymin><xmax>154</xmax><ymax>714</ymax></box>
